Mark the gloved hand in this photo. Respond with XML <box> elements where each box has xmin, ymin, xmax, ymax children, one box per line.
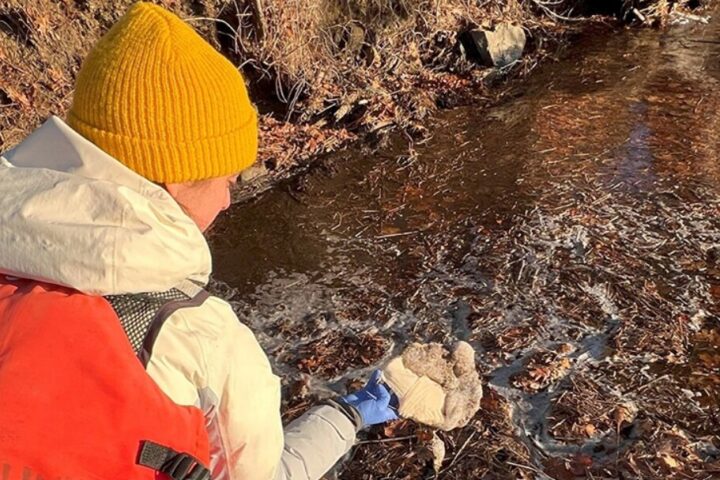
<box><xmin>341</xmin><ymin>370</ymin><xmax>399</xmax><ymax>427</ymax></box>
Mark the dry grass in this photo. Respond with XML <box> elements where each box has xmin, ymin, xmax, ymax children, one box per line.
<box><xmin>2</xmin><ymin>0</ymin><xmax>697</xmax><ymax>191</ymax></box>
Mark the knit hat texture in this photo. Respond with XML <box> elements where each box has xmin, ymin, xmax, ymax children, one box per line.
<box><xmin>68</xmin><ymin>2</ymin><xmax>258</xmax><ymax>183</ymax></box>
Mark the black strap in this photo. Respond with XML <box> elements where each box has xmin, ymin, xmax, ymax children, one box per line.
<box><xmin>138</xmin><ymin>441</ymin><xmax>211</xmax><ymax>480</ymax></box>
<box><xmin>106</xmin><ymin>287</ymin><xmax>210</xmax><ymax>367</ymax></box>
<box><xmin>138</xmin><ymin>289</ymin><xmax>210</xmax><ymax>367</ymax></box>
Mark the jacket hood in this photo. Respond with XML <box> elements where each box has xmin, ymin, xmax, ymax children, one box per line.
<box><xmin>0</xmin><ymin>116</ymin><xmax>212</xmax><ymax>295</ymax></box>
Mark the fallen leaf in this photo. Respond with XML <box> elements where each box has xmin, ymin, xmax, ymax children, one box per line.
<box><xmin>380</xmin><ymin>225</ymin><xmax>401</xmax><ymax>236</ymax></box>
<box><xmin>431</xmin><ymin>433</ymin><xmax>445</xmax><ymax>473</ymax></box>
<box><xmin>480</xmin><ymin>387</ymin><xmax>502</xmax><ymax>412</ymax></box>
<box><xmin>699</xmin><ymin>352</ymin><xmax>720</xmax><ymax>369</ymax></box>
<box><xmin>543</xmin><ymin>458</ymin><xmax>577</xmax><ymax>480</ymax></box>
<box><xmin>383</xmin><ymin>419</ymin><xmax>413</xmax><ymax>438</ymax></box>
<box><xmin>658</xmin><ymin>452</ymin><xmax>679</xmax><ymax>469</ymax></box>
<box><xmin>613</xmin><ymin>402</ymin><xmax>637</xmax><ymax>432</ymax></box>
<box><xmin>415</xmin><ymin>427</ymin><xmax>434</xmax><ymax>442</ymax></box>
<box><xmin>570</xmin><ymin>453</ymin><xmax>593</xmax><ymax>476</ymax></box>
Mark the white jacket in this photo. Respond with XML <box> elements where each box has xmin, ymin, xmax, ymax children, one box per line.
<box><xmin>0</xmin><ymin>117</ymin><xmax>357</xmax><ymax>480</ymax></box>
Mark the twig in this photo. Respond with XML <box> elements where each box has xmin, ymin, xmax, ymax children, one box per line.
<box><xmin>634</xmin><ymin>374</ymin><xmax>670</xmax><ymax>394</ymax></box>
<box><xmin>357</xmin><ymin>435</ymin><xmax>416</xmax><ymax>445</ymax></box>
<box><xmin>375</xmin><ymin>231</ymin><xmax>419</xmax><ymax>240</ymax></box>
<box><xmin>531</xmin><ymin>0</ymin><xmax>585</xmax><ymax>23</ymax></box>
<box><xmin>441</xmin><ymin>430</ymin><xmax>477</xmax><ymax>473</ymax></box>
<box><xmin>249</xmin><ymin>0</ymin><xmax>266</xmax><ymax>42</ymax></box>
<box><xmin>686</xmin><ymin>39</ymin><xmax>720</xmax><ymax>45</ymax></box>
<box><xmin>632</xmin><ymin>8</ymin><xmax>647</xmax><ymax>23</ymax></box>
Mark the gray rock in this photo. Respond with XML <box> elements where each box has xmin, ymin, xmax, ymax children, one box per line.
<box><xmin>240</xmin><ymin>163</ymin><xmax>267</xmax><ymax>183</ymax></box>
<box><xmin>461</xmin><ymin>24</ymin><xmax>526</xmax><ymax>68</ymax></box>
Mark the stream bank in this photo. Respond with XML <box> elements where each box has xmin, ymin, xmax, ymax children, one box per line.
<box><xmin>0</xmin><ymin>1</ymin><xmax>710</xmax><ymax>200</ymax></box>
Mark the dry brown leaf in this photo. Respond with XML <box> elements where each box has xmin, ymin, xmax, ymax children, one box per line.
<box><xmin>583</xmin><ymin>423</ymin><xmax>596</xmax><ymax>437</ymax></box>
<box><xmin>380</xmin><ymin>225</ymin><xmax>401</xmax><ymax>236</ymax></box>
<box><xmin>569</xmin><ymin>453</ymin><xmax>593</xmax><ymax>476</ymax></box>
<box><xmin>415</xmin><ymin>427</ymin><xmax>434</xmax><ymax>443</ymax></box>
<box><xmin>383</xmin><ymin>419</ymin><xmax>414</xmax><ymax>438</ymax></box>
<box><xmin>613</xmin><ymin>402</ymin><xmax>638</xmax><ymax>434</ymax></box>
<box><xmin>658</xmin><ymin>452</ymin><xmax>680</xmax><ymax>469</ymax></box>
<box><xmin>5</xmin><ymin>86</ymin><xmax>30</xmax><ymax>111</ymax></box>
<box><xmin>698</xmin><ymin>352</ymin><xmax>720</xmax><ymax>369</ymax></box>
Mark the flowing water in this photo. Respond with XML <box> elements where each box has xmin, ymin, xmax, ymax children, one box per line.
<box><xmin>210</xmin><ymin>11</ymin><xmax>720</xmax><ymax>480</ymax></box>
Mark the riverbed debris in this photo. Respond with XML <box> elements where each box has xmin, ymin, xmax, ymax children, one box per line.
<box><xmin>331</xmin><ymin>171</ymin><xmax>719</xmax><ymax>478</ymax></box>
<box><xmin>209</xmin><ymin>158</ymin><xmax>720</xmax><ymax>478</ymax></box>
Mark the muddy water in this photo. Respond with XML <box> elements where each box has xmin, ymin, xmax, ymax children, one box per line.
<box><xmin>211</xmin><ymin>12</ymin><xmax>720</xmax><ymax>480</ymax></box>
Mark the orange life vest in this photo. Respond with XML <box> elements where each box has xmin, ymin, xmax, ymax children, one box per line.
<box><xmin>0</xmin><ymin>276</ymin><xmax>211</xmax><ymax>480</ymax></box>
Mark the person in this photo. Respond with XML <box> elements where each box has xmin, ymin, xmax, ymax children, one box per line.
<box><xmin>0</xmin><ymin>3</ymin><xmax>398</xmax><ymax>479</ymax></box>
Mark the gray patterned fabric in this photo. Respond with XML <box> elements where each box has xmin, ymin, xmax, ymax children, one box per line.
<box><xmin>106</xmin><ymin>289</ymin><xmax>190</xmax><ymax>355</ymax></box>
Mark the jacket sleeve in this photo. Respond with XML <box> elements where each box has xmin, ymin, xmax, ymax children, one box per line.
<box><xmin>146</xmin><ymin>295</ymin><xmax>359</xmax><ymax>480</ymax></box>
<box><xmin>275</xmin><ymin>404</ymin><xmax>358</xmax><ymax>480</ymax></box>
<box><xmin>146</xmin><ymin>295</ymin><xmax>284</xmax><ymax>480</ymax></box>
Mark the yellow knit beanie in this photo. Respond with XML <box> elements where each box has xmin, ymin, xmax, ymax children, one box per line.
<box><xmin>68</xmin><ymin>2</ymin><xmax>257</xmax><ymax>183</ymax></box>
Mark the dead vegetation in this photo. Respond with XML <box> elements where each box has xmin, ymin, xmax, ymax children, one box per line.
<box><xmin>293</xmin><ymin>331</ymin><xmax>389</xmax><ymax>378</ymax></box>
<box><xmin>0</xmin><ymin>0</ymin><xmax>707</xmax><ymax>194</ymax></box>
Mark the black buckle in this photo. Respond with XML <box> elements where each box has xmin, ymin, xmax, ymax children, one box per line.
<box><xmin>138</xmin><ymin>441</ymin><xmax>211</xmax><ymax>480</ymax></box>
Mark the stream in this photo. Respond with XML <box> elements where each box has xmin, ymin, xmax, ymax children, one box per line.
<box><xmin>210</xmin><ymin>10</ymin><xmax>720</xmax><ymax>480</ymax></box>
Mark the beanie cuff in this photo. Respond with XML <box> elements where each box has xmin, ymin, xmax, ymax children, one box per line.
<box><xmin>68</xmin><ymin>111</ymin><xmax>258</xmax><ymax>184</ymax></box>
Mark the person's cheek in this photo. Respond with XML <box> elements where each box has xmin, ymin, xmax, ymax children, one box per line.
<box><xmin>222</xmin><ymin>186</ymin><xmax>232</xmax><ymax>211</ymax></box>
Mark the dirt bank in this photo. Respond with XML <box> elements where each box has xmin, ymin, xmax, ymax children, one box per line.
<box><xmin>0</xmin><ymin>0</ymin><xmax>709</xmax><ymax>196</ymax></box>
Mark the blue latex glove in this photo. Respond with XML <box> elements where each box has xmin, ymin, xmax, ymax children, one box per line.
<box><xmin>341</xmin><ymin>370</ymin><xmax>399</xmax><ymax>427</ymax></box>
